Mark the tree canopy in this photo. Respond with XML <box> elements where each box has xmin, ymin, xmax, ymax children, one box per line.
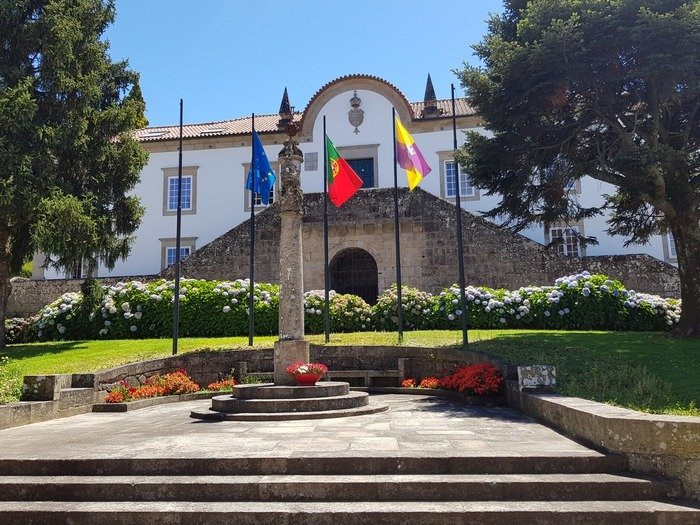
<box><xmin>0</xmin><ymin>0</ymin><xmax>148</xmax><ymax>347</ymax></box>
<box><xmin>457</xmin><ymin>0</ymin><xmax>700</xmax><ymax>336</ymax></box>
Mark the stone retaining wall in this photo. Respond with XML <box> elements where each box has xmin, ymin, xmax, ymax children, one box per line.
<box><xmin>91</xmin><ymin>345</ymin><xmax>511</xmax><ymax>391</ymax></box>
<box><xmin>506</xmin><ymin>381</ymin><xmax>700</xmax><ymax>499</ymax></box>
<box><xmin>7</xmin><ymin>274</ymin><xmax>157</xmax><ymax>318</ymax></box>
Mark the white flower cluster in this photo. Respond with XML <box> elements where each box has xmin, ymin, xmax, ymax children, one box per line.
<box><xmin>624</xmin><ymin>291</ymin><xmax>681</xmax><ymax>325</ymax></box>
<box><xmin>95</xmin><ymin>282</ymin><xmax>149</xmax><ymax>336</ymax></box>
<box><xmin>214</xmin><ymin>279</ymin><xmax>275</xmax><ymax>314</ymax></box>
<box><xmin>36</xmin><ymin>292</ymin><xmax>81</xmax><ymax>338</ymax></box>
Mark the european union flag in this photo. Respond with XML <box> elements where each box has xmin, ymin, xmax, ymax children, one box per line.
<box><xmin>246</xmin><ymin>130</ymin><xmax>276</xmax><ymax>205</ymax></box>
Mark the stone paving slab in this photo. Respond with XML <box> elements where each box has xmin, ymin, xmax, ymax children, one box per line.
<box><xmin>0</xmin><ymin>394</ymin><xmax>602</xmax><ymax>460</ymax></box>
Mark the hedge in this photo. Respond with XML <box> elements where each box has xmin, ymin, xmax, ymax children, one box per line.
<box><xmin>4</xmin><ymin>272</ymin><xmax>682</xmax><ymax>344</ymax></box>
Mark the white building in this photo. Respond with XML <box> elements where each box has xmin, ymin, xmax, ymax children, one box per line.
<box><xmin>36</xmin><ymin>74</ymin><xmax>677</xmax><ymax>280</ymax></box>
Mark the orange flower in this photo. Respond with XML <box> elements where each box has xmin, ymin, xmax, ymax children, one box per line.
<box><xmin>419</xmin><ymin>377</ymin><xmax>440</xmax><ymax>389</ymax></box>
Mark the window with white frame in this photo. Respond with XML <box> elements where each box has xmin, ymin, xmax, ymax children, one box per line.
<box><xmin>167</xmin><ymin>175</ymin><xmax>192</xmax><ymax>211</ymax></box>
<box><xmin>444</xmin><ymin>161</ymin><xmax>475</xmax><ymax>197</ymax></box>
<box><xmin>166</xmin><ymin>246</ymin><xmax>191</xmax><ymax>267</ymax></box>
<box><xmin>160</xmin><ymin>237</ymin><xmax>197</xmax><ymax>270</ymax></box>
<box><xmin>549</xmin><ymin>225</ymin><xmax>581</xmax><ymax>257</ymax></box>
<box><xmin>162</xmin><ymin>167</ymin><xmax>197</xmax><ymax>216</ymax></box>
<box><xmin>251</xmin><ymin>186</ymin><xmax>275</xmax><ymax>206</ymax></box>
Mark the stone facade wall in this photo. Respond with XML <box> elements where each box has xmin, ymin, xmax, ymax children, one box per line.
<box><xmin>165</xmin><ymin>188</ymin><xmax>680</xmax><ymax>297</ymax></box>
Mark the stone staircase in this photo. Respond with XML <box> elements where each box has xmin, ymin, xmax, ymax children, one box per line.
<box><xmin>0</xmin><ymin>454</ymin><xmax>697</xmax><ymax>524</ymax></box>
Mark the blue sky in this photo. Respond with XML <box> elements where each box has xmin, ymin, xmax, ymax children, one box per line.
<box><xmin>106</xmin><ymin>1</ymin><xmax>504</xmax><ymax>127</ymax></box>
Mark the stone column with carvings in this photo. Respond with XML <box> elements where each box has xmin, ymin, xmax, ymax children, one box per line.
<box><xmin>273</xmin><ymin>125</ymin><xmax>310</xmax><ymax>385</ymax></box>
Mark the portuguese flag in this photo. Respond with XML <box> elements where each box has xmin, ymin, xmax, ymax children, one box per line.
<box><xmin>325</xmin><ymin>134</ymin><xmax>363</xmax><ymax>207</ymax></box>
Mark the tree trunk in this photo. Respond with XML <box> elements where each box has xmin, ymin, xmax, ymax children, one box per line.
<box><xmin>671</xmin><ymin>215</ymin><xmax>700</xmax><ymax>338</ymax></box>
<box><xmin>0</xmin><ymin>263</ymin><xmax>10</xmax><ymax>350</ymax></box>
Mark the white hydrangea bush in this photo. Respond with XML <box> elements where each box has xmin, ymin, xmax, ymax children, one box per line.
<box><xmin>304</xmin><ymin>290</ymin><xmax>372</xmax><ymax>333</ymax></box>
<box><xmin>372</xmin><ymin>284</ymin><xmax>435</xmax><ymax>330</ymax></box>
<box><xmin>436</xmin><ymin>272</ymin><xmax>681</xmax><ymax>331</ymax></box>
<box><xmin>21</xmin><ymin>272</ymin><xmax>681</xmax><ymax>342</ymax></box>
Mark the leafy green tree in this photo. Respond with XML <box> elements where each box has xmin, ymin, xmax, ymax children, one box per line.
<box><xmin>0</xmin><ymin>0</ymin><xmax>148</xmax><ymax>347</ymax></box>
<box><xmin>457</xmin><ymin>0</ymin><xmax>700</xmax><ymax>337</ymax></box>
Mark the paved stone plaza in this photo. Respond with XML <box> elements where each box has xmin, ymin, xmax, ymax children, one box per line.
<box><xmin>1</xmin><ymin>394</ymin><xmax>699</xmax><ymax>524</ymax></box>
<box><xmin>0</xmin><ymin>394</ymin><xmax>599</xmax><ymax>459</ymax></box>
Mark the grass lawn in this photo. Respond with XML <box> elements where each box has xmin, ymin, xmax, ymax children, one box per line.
<box><xmin>1</xmin><ymin>330</ymin><xmax>698</xmax><ymax>416</ymax></box>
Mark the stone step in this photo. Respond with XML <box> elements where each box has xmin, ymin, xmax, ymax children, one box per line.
<box><xmin>210</xmin><ymin>391</ymin><xmax>369</xmax><ymax>413</ymax></box>
<box><xmin>0</xmin><ymin>499</ymin><xmax>697</xmax><ymax>525</ymax></box>
<box><xmin>191</xmin><ymin>400</ymin><xmax>388</xmax><ymax>421</ymax></box>
<box><xmin>57</xmin><ymin>388</ymin><xmax>97</xmax><ymax>410</ymax></box>
<box><xmin>0</xmin><ymin>473</ymin><xmax>679</xmax><ymax>502</ymax></box>
<box><xmin>232</xmin><ymin>382</ymin><xmax>350</xmax><ymax>399</ymax></box>
<box><xmin>0</xmin><ymin>454</ymin><xmax>627</xmax><ymax>476</ymax></box>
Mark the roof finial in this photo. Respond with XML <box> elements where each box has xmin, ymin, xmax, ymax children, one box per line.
<box><xmin>278</xmin><ymin>87</ymin><xmax>292</xmax><ymax>127</ymax></box>
<box><xmin>422</xmin><ymin>74</ymin><xmax>439</xmax><ymax>117</ymax></box>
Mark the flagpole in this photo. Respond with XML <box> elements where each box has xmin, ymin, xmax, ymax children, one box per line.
<box><xmin>248</xmin><ymin>113</ymin><xmax>256</xmax><ymax>347</ymax></box>
<box><xmin>391</xmin><ymin>107</ymin><xmax>404</xmax><ymax>343</ymax></box>
<box><xmin>172</xmin><ymin>98</ymin><xmax>183</xmax><ymax>356</ymax></box>
<box><xmin>322</xmin><ymin>117</ymin><xmax>331</xmax><ymax>343</ymax></box>
<box><xmin>451</xmin><ymin>84</ymin><xmax>469</xmax><ymax>347</ymax></box>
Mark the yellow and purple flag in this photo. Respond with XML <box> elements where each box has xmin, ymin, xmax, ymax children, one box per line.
<box><xmin>395</xmin><ymin>117</ymin><xmax>432</xmax><ymax>190</ymax></box>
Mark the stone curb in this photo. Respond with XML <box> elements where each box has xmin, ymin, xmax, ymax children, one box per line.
<box><xmin>352</xmin><ymin>386</ymin><xmax>506</xmax><ymax>405</ymax></box>
<box><xmin>92</xmin><ymin>391</ymin><xmax>219</xmax><ymax>413</ymax></box>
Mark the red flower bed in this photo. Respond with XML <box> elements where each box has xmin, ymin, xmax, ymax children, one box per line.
<box><xmin>105</xmin><ymin>369</ymin><xmax>200</xmax><ymax>403</ymax></box>
<box><xmin>148</xmin><ymin>369</ymin><xmax>200</xmax><ymax>395</ymax></box>
<box><xmin>439</xmin><ymin>363</ymin><xmax>503</xmax><ymax>396</ymax></box>
<box><xmin>401</xmin><ymin>378</ymin><xmax>417</xmax><ymax>388</ymax></box>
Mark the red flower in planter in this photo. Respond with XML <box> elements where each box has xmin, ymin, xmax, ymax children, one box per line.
<box><xmin>285</xmin><ymin>362</ymin><xmax>328</xmax><ymax>376</ymax></box>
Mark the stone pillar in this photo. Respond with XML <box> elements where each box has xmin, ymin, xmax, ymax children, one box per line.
<box><xmin>274</xmin><ymin>129</ymin><xmax>310</xmax><ymax>385</ymax></box>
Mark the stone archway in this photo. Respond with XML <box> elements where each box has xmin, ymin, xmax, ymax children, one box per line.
<box><xmin>329</xmin><ymin>248</ymin><xmax>379</xmax><ymax>304</ymax></box>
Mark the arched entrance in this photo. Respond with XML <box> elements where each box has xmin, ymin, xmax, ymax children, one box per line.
<box><xmin>329</xmin><ymin>248</ymin><xmax>379</xmax><ymax>304</ymax></box>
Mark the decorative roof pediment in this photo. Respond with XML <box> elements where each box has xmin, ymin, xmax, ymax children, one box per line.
<box><xmin>299</xmin><ymin>74</ymin><xmax>415</xmax><ymax>136</ymax></box>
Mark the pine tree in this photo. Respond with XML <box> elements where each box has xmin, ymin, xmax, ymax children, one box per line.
<box><xmin>0</xmin><ymin>0</ymin><xmax>148</xmax><ymax>347</ymax></box>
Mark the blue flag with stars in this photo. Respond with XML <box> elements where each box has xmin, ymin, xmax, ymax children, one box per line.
<box><xmin>246</xmin><ymin>130</ymin><xmax>276</xmax><ymax>205</ymax></box>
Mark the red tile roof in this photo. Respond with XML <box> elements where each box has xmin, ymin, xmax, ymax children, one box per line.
<box><xmin>134</xmin><ymin>113</ymin><xmax>303</xmax><ymax>142</ymax></box>
<box><xmin>134</xmin><ymin>74</ymin><xmax>475</xmax><ymax>143</ymax></box>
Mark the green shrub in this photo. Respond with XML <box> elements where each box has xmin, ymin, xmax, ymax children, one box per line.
<box><xmin>304</xmin><ymin>291</ymin><xmax>372</xmax><ymax>333</ymax></box>
<box><xmin>4</xmin><ymin>316</ymin><xmax>37</xmax><ymax>344</ymax></box>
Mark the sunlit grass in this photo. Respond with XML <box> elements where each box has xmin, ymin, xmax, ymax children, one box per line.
<box><xmin>1</xmin><ymin>330</ymin><xmax>698</xmax><ymax>415</ymax></box>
